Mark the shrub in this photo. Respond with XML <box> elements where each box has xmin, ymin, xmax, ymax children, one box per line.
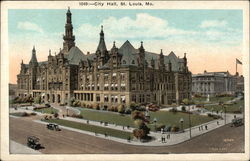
<box><xmin>181</xmin><ymin>106</ymin><xmax>186</xmax><ymax>111</ymax></box>
<box><xmin>118</xmin><ymin>104</ymin><xmax>126</xmax><ymax>113</ymax></box>
<box><xmin>71</xmin><ymin>114</ymin><xmax>83</xmax><ymax>118</ymax></box>
<box><xmin>54</xmin><ymin>112</ymin><xmax>59</xmax><ymax>118</ymax></box>
<box><xmin>93</xmin><ymin>103</ymin><xmax>100</xmax><ymax>110</ymax></box>
<box><xmin>170</xmin><ymin>107</ymin><xmax>178</xmax><ymax>113</ymax></box>
<box><xmin>129</xmin><ymin>102</ymin><xmax>139</xmax><ymax>111</ymax></box>
<box><xmin>131</xmin><ymin>110</ymin><xmax>145</xmax><ymax>120</ymax></box>
<box><xmin>30</xmin><ymin>112</ymin><xmax>37</xmax><ymax>116</ymax></box>
<box><xmin>156</xmin><ymin>124</ymin><xmax>166</xmax><ymax>131</ymax></box>
<box><xmin>125</xmin><ymin>108</ymin><xmax>132</xmax><ymax>114</ymax></box>
<box><xmin>80</xmin><ymin>101</ymin><xmax>86</xmax><ymax>108</ymax></box>
<box><xmin>171</xmin><ymin>125</ymin><xmax>180</xmax><ymax>132</ymax></box>
<box><xmin>34</xmin><ymin>96</ymin><xmax>41</xmax><ymax>104</ymax></box>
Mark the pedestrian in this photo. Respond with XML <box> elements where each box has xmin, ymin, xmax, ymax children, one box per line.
<box><xmin>163</xmin><ymin>136</ymin><xmax>166</xmax><ymax>143</ymax></box>
<box><xmin>167</xmin><ymin>133</ymin><xmax>170</xmax><ymax>139</ymax></box>
<box><xmin>87</xmin><ymin>120</ymin><xmax>89</xmax><ymax>124</ymax></box>
<box><xmin>234</xmin><ymin>115</ymin><xmax>236</xmax><ymax>119</ymax></box>
<box><xmin>161</xmin><ymin>136</ymin><xmax>164</xmax><ymax>143</ymax></box>
<box><xmin>217</xmin><ymin>121</ymin><xmax>219</xmax><ymax>125</ymax></box>
<box><xmin>201</xmin><ymin>125</ymin><xmax>203</xmax><ymax>130</ymax></box>
<box><xmin>199</xmin><ymin>126</ymin><xmax>201</xmax><ymax>131</ymax></box>
<box><xmin>122</xmin><ymin>126</ymin><xmax>124</xmax><ymax>130</ymax></box>
<box><xmin>205</xmin><ymin>125</ymin><xmax>208</xmax><ymax>130</ymax></box>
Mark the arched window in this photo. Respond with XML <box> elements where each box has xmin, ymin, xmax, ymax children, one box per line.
<box><xmin>123</xmin><ymin>60</ymin><xmax>126</xmax><ymax>64</ymax></box>
<box><xmin>131</xmin><ymin>60</ymin><xmax>135</xmax><ymax>64</ymax></box>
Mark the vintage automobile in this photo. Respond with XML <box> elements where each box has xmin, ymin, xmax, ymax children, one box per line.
<box><xmin>45</xmin><ymin>103</ymin><xmax>51</xmax><ymax>108</ymax></box>
<box><xmin>27</xmin><ymin>136</ymin><xmax>41</xmax><ymax>150</ymax></box>
<box><xmin>231</xmin><ymin>118</ymin><xmax>244</xmax><ymax>127</ymax></box>
<box><xmin>47</xmin><ymin>123</ymin><xmax>61</xmax><ymax>131</ymax></box>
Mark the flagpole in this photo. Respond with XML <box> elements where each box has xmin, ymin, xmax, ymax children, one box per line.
<box><xmin>236</xmin><ymin>59</ymin><xmax>237</xmax><ymax>75</ymax></box>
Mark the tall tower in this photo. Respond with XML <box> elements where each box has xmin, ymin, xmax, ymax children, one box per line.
<box><xmin>96</xmin><ymin>26</ymin><xmax>109</xmax><ymax>65</ymax></box>
<box><xmin>29</xmin><ymin>46</ymin><xmax>38</xmax><ymax>66</ymax></box>
<box><xmin>63</xmin><ymin>7</ymin><xmax>75</xmax><ymax>53</ymax></box>
<box><xmin>158</xmin><ymin>49</ymin><xmax>165</xmax><ymax>70</ymax></box>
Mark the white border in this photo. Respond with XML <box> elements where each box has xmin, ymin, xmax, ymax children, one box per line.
<box><xmin>1</xmin><ymin>1</ymin><xmax>249</xmax><ymax>161</ymax></box>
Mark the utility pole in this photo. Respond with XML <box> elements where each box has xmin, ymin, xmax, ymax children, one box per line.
<box><xmin>189</xmin><ymin>105</ymin><xmax>191</xmax><ymax>138</ymax></box>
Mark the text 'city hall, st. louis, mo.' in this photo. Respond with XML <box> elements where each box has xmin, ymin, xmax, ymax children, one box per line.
<box><xmin>16</xmin><ymin>8</ymin><xmax>192</xmax><ymax>108</ymax></box>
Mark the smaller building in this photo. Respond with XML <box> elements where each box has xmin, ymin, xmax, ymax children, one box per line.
<box><xmin>235</xmin><ymin>73</ymin><xmax>244</xmax><ymax>94</ymax></box>
<box><xmin>192</xmin><ymin>71</ymin><xmax>237</xmax><ymax>97</ymax></box>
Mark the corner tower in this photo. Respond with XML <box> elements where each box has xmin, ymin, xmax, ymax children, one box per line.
<box><xmin>63</xmin><ymin>7</ymin><xmax>75</xmax><ymax>53</ymax></box>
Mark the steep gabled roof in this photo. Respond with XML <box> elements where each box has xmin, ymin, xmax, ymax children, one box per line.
<box><xmin>65</xmin><ymin>46</ymin><xmax>87</xmax><ymax>65</ymax></box>
<box><xmin>119</xmin><ymin>40</ymin><xmax>139</xmax><ymax>66</ymax></box>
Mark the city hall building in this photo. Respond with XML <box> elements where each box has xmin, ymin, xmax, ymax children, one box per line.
<box><xmin>16</xmin><ymin>8</ymin><xmax>192</xmax><ymax>107</ymax></box>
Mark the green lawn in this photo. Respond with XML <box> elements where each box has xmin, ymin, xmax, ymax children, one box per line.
<box><xmin>79</xmin><ymin>108</ymin><xmax>135</xmax><ymax>127</ymax></box>
<box><xmin>43</xmin><ymin>119</ymin><xmax>133</xmax><ymax>140</ymax></box>
<box><xmin>78</xmin><ymin>108</ymin><xmax>215</xmax><ymax>130</ymax></box>
<box><xmin>34</xmin><ymin>107</ymin><xmax>58</xmax><ymax>114</ymax></box>
<box><xmin>193</xmin><ymin>96</ymin><xmax>234</xmax><ymax>104</ymax></box>
<box><xmin>148</xmin><ymin>111</ymin><xmax>215</xmax><ymax>130</ymax></box>
<box><xmin>204</xmin><ymin>100</ymin><xmax>244</xmax><ymax>113</ymax></box>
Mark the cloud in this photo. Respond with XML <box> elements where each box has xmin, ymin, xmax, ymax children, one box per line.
<box><xmin>200</xmin><ymin>20</ymin><xmax>227</xmax><ymax>28</ymax></box>
<box><xmin>76</xmin><ymin>13</ymin><xmax>197</xmax><ymax>42</ymax></box>
<box><xmin>17</xmin><ymin>21</ymin><xmax>43</xmax><ymax>33</ymax></box>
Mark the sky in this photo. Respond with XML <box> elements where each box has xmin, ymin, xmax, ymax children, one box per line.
<box><xmin>9</xmin><ymin>9</ymin><xmax>243</xmax><ymax>83</ymax></box>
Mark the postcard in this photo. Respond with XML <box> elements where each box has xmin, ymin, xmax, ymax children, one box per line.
<box><xmin>1</xmin><ymin>1</ymin><xmax>249</xmax><ymax>161</ymax></box>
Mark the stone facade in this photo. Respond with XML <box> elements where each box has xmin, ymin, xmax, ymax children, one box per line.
<box><xmin>16</xmin><ymin>8</ymin><xmax>192</xmax><ymax>107</ymax></box>
<box><xmin>192</xmin><ymin>71</ymin><xmax>237</xmax><ymax>97</ymax></box>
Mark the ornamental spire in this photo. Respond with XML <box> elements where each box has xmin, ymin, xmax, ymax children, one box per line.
<box><xmin>63</xmin><ymin>7</ymin><xmax>75</xmax><ymax>53</ymax></box>
<box><xmin>97</xmin><ymin>25</ymin><xmax>107</xmax><ymax>52</ymax></box>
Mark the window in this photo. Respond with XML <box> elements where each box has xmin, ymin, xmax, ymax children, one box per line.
<box><xmin>123</xmin><ymin>60</ymin><xmax>126</xmax><ymax>64</ymax></box>
<box><xmin>96</xmin><ymin>94</ymin><xmax>100</xmax><ymax>102</ymax></box>
<box><xmin>104</xmin><ymin>83</ymin><xmax>109</xmax><ymax>90</ymax></box>
<box><xmin>121</xmin><ymin>83</ymin><xmax>126</xmax><ymax>91</ymax></box>
<box><xmin>111</xmin><ymin>95</ymin><xmax>118</xmax><ymax>103</ymax></box>
<box><xmin>132</xmin><ymin>94</ymin><xmax>136</xmax><ymax>102</ymax></box>
<box><xmin>115</xmin><ymin>84</ymin><xmax>118</xmax><ymax>90</ymax></box>
<box><xmin>121</xmin><ymin>95</ymin><xmax>126</xmax><ymax>103</ymax></box>
<box><xmin>97</xmin><ymin>84</ymin><xmax>100</xmax><ymax>90</ymax></box>
<box><xmin>104</xmin><ymin>95</ymin><xmax>109</xmax><ymax>102</ymax></box>
<box><xmin>120</xmin><ymin>73</ymin><xmax>125</xmax><ymax>80</ymax></box>
<box><xmin>132</xmin><ymin>60</ymin><xmax>135</xmax><ymax>64</ymax></box>
<box><xmin>91</xmin><ymin>84</ymin><xmax>94</xmax><ymax>90</ymax></box>
<box><xmin>104</xmin><ymin>73</ymin><xmax>109</xmax><ymax>80</ymax></box>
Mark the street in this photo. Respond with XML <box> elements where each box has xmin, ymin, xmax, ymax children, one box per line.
<box><xmin>10</xmin><ymin>116</ymin><xmax>244</xmax><ymax>154</ymax></box>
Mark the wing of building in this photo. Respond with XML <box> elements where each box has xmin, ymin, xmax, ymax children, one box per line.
<box><xmin>16</xmin><ymin>8</ymin><xmax>192</xmax><ymax>107</ymax></box>
<box><xmin>192</xmin><ymin>70</ymin><xmax>242</xmax><ymax>97</ymax></box>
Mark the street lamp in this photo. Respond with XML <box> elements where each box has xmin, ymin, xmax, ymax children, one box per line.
<box><xmin>223</xmin><ymin>105</ymin><xmax>227</xmax><ymax>125</ymax></box>
<box><xmin>179</xmin><ymin>118</ymin><xmax>184</xmax><ymax>132</ymax></box>
<box><xmin>211</xmin><ymin>108</ymin><xmax>214</xmax><ymax>114</ymax></box>
<box><xmin>153</xmin><ymin>117</ymin><xmax>157</xmax><ymax>131</ymax></box>
<box><xmin>188</xmin><ymin>105</ymin><xmax>192</xmax><ymax>138</ymax></box>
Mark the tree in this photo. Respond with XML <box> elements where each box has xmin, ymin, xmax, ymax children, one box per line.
<box><xmin>131</xmin><ymin>110</ymin><xmax>145</xmax><ymax>120</ymax></box>
<box><xmin>134</xmin><ymin>119</ymin><xmax>144</xmax><ymax>128</ymax></box>
<box><xmin>133</xmin><ymin>129</ymin><xmax>146</xmax><ymax>140</ymax></box>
